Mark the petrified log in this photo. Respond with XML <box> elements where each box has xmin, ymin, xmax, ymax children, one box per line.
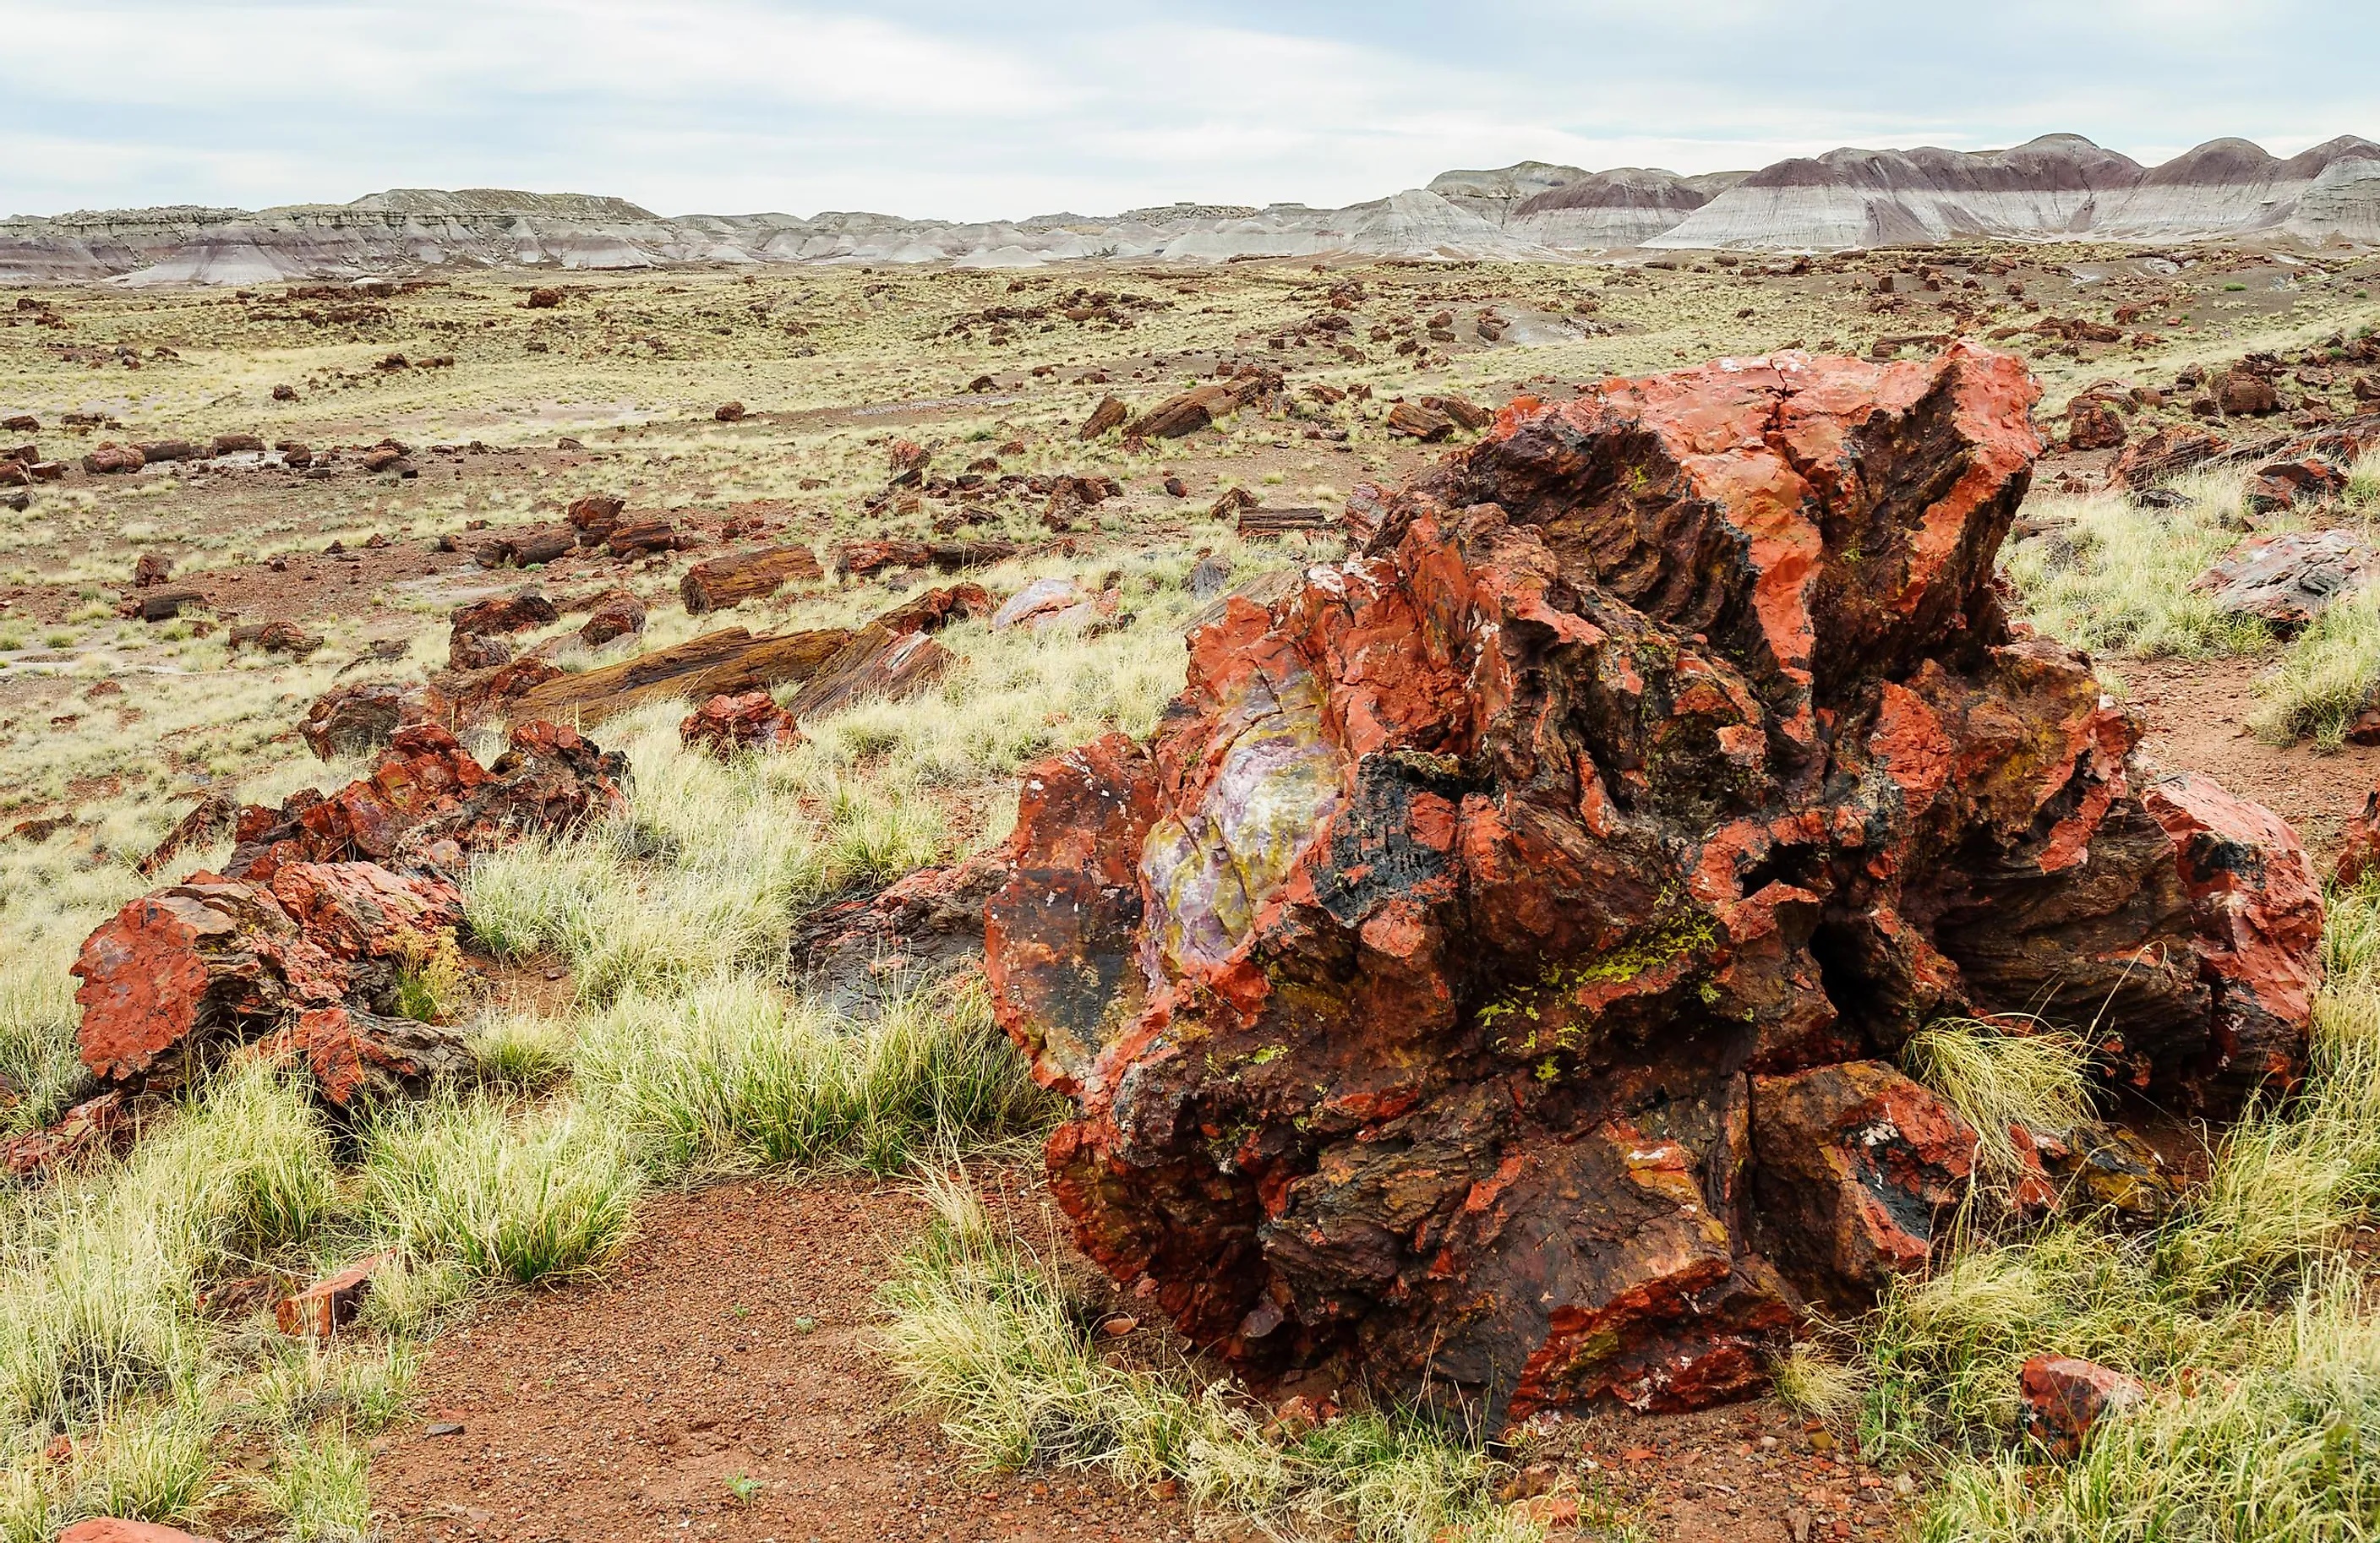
<box><xmin>680</xmin><ymin>690</ymin><xmax>803</xmax><ymax>758</ymax></box>
<box><xmin>1078</xmin><ymin>395</ymin><xmax>1130</xmax><ymax>440</ymax></box>
<box><xmin>1126</xmin><ymin>383</ymin><xmax>1241</xmax><ymax>440</ymax></box>
<box><xmin>225</xmin><ymin>722</ymin><xmax>625</xmax><ymax>881</ymax></box>
<box><xmin>783</xmin><ymin>624</ymin><xmax>952</xmax><ymax>721</ymax></box>
<box><xmin>71</xmin><ymin>864</ymin><xmax>457</xmax><ymax>1085</ymax></box>
<box><xmin>268</xmin><ymin>1007</ymin><xmax>471</xmax><ymax>1108</ymax></box>
<box><xmin>504</xmin><ymin>626</ymin><xmax>849</xmax><ymax>728</ymax></box>
<box><xmin>1384</xmin><ymin>401</ymin><xmax>1455</xmax><ymax>440</ymax></box>
<box><xmin>299</xmin><ymin>680</ymin><xmax>455</xmax><ymax>761</ymax></box>
<box><xmin>137</xmin><ymin>793</ymin><xmax>240</xmax><ymax>876</ymax></box>
<box><xmin>680</xmin><ymin>545</ymin><xmax>823</xmax><ymax>614</ymax></box>
<box><xmin>985</xmin><ymin>346</ymin><xmax>2325</xmax><ymax>1421</ymax></box>
<box><xmin>578</xmin><ymin>586</ymin><xmax>647</xmax><ymax>646</ymax></box>
<box><xmin>1236</xmin><ymin>507</ymin><xmax>1331</xmax><ymax>539</ymax></box>
<box><xmin>607</xmin><ymin>519</ymin><xmax>685</xmax><ymax>556</ymax></box>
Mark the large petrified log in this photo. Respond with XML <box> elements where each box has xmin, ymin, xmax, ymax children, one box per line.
<box><xmin>503</xmin><ymin>626</ymin><xmax>849</xmax><ymax>728</ymax></box>
<box><xmin>985</xmin><ymin>346</ymin><xmax>2324</xmax><ymax>1420</ymax></box>
<box><xmin>680</xmin><ymin>544</ymin><xmax>823</xmax><ymax>614</ymax></box>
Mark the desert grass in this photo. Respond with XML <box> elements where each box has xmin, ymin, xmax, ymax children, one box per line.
<box><xmin>1999</xmin><ymin>472</ymin><xmax>2273</xmax><ymax>659</ymax></box>
<box><xmin>2252</xmin><ymin>586</ymin><xmax>2380</xmax><ymax>748</ymax></box>
<box><xmin>570</xmin><ymin>973</ymin><xmax>1056</xmax><ymax>1176</ymax></box>
<box><xmin>882</xmin><ymin>1172</ymin><xmax>1558</xmax><ymax>1543</ymax></box>
<box><xmin>1902</xmin><ymin>1017</ymin><xmax>2097</xmax><ymax>1182</ymax></box>
<box><xmin>1856</xmin><ymin>882</ymin><xmax>2380</xmax><ymax>1540</ymax></box>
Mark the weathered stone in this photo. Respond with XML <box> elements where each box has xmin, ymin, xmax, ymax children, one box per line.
<box><xmin>2019</xmin><ymin>1355</ymin><xmax>2144</xmax><ymax>1459</ymax></box>
<box><xmin>1750</xmin><ymin>1062</ymin><xmax>1977</xmax><ymax>1306</ymax></box>
<box><xmin>1079</xmin><ymin>395</ymin><xmax>1131</xmax><ymax>440</ymax></box>
<box><xmin>681</xmin><ymin>545</ymin><xmax>822</xmax><ymax>613</ymax></box>
<box><xmin>276</xmin><ymin>1251</ymin><xmax>390</xmax><ymax>1336</ymax></box>
<box><xmin>2066</xmin><ymin>395</ymin><xmax>2128</xmax><ymax>450</ymax></box>
<box><xmin>2190</xmin><ymin>529</ymin><xmax>2377</xmax><ymax>630</ymax></box>
<box><xmin>134</xmin><ymin>552</ymin><xmax>172</xmax><ymax>587</ymax></box>
<box><xmin>82</xmin><ymin>442</ymin><xmax>145</xmax><ymax>474</ymax></box>
<box><xmin>578</xmin><ymin>586</ymin><xmax>647</xmax><ymax>646</ymax></box>
<box><xmin>607</xmin><ymin>519</ymin><xmax>685</xmax><ymax>556</ymax></box>
<box><xmin>680</xmin><ymin>690</ymin><xmax>803</xmax><ymax>758</ymax></box>
<box><xmin>2335</xmin><ymin>782</ymin><xmax>2380</xmax><ymax>881</ymax></box>
<box><xmin>299</xmin><ymin>680</ymin><xmax>453</xmax><ymax>761</ymax></box>
<box><xmin>715</xmin><ymin>401</ymin><xmax>747</xmax><ymax>423</ymax></box>
<box><xmin>986</xmin><ymin>346</ymin><xmax>2322</xmax><ymax>1420</ymax></box>
<box><xmin>448</xmin><ymin>590</ymin><xmax>557</xmax><ymax>672</ymax></box>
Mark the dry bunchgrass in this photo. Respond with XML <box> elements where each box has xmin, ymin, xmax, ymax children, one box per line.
<box><xmin>882</xmin><ymin>1172</ymin><xmax>1558</xmax><ymax>1543</ymax></box>
<box><xmin>1862</xmin><ymin>881</ymin><xmax>2380</xmax><ymax>1540</ymax></box>
<box><xmin>1999</xmin><ymin>472</ymin><xmax>2274</xmax><ymax>660</ymax></box>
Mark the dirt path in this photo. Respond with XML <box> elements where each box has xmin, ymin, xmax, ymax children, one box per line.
<box><xmin>369</xmin><ymin>1179</ymin><xmax>1181</xmax><ymax>1543</ymax></box>
<box><xmin>2124</xmin><ymin>655</ymin><xmax>2380</xmax><ymax>856</ymax></box>
<box><xmin>369</xmin><ymin>1176</ymin><xmax>1905</xmax><ymax>1543</ymax></box>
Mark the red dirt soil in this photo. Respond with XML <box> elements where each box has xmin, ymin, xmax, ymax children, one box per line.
<box><xmin>368</xmin><ymin>1177</ymin><xmax>1906</xmax><ymax>1542</ymax></box>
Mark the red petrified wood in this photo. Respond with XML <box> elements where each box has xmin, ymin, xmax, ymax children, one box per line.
<box><xmin>985</xmin><ymin>346</ymin><xmax>2324</xmax><ymax>1420</ymax></box>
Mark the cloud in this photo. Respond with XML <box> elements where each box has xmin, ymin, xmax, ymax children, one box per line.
<box><xmin>0</xmin><ymin>0</ymin><xmax>2372</xmax><ymax>220</ymax></box>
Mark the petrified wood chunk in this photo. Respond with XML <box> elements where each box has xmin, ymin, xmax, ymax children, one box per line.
<box><xmin>985</xmin><ymin>346</ymin><xmax>2323</xmax><ymax>1420</ymax></box>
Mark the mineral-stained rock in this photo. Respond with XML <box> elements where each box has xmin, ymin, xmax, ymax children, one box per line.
<box><xmin>276</xmin><ymin>1251</ymin><xmax>390</xmax><ymax>1335</ymax></box>
<box><xmin>134</xmin><ymin>552</ymin><xmax>172</xmax><ymax>587</ymax></box>
<box><xmin>72</xmin><ymin>877</ymin><xmax>355</xmax><ymax>1084</ymax></box>
<box><xmin>1749</xmin><ymin>1061</ymin><xmax>1979</xmax><ymax>1307</ymax></box>
<box><xmin>299</xmin><ymin>680</ymin><xmax>454</xmax><ymax>761</ymax></box>
<box><xmin>2019</xmin><ymin>1355</ymin><xmax>2143</xmax><ymax>1458</ymax></box>
<box><xmin>228</xmin><ymin>619</ymin><xmax>324</xmax><ymax>657</ymax></box>
<box><xmin>578</xmin><ymin>586</ymin><xmax>647</xmax><ymax>646</ymax></box>
<box><xmin>1385</xmin><ymin>400</ymin><xmax>1456</xmax><ymax>440</ymax></box>
<box><xmin>986</xmin><ymin>346</ymin><xmax>2323</xmax><ymax>1420</ymax></box>
<box><xmin>2241</xmin><ymin>457</ymin><xmax>2349</xmax><ymax>515</ymax></box>
<box><xmin>224</xmin><ymin>721</ymin><xmax>625</xmax><ymax>881</ymax></box>
<box><xmin>680</xmin><ymin>690</ymin><xmax>802</xmax><ymax>758</ymax></box>
<box><xmin>267</xmin><ymin>1006</ymin><xmax>471</xmax><ymax>1107</ymax></box>
<box><xmin>448</xmin><ymin>589</ymin><xmax>557</xmax><ymax>673</ymax></box>
<box><xmin>2066</xmin><ymin>395</ymin><xmax>2128</xmax><ymax>450</ymax></box>
<box><xmin>2190</xmin><ymin>529</ymin><xmax>2377</xmax><ymax>630</ymax></box>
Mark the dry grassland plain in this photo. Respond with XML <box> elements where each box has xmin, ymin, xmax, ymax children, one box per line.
<box><xmin>3</xmin><ymin>241</ymin><xmax>2380</xmax><ymax>1543</ymax></box>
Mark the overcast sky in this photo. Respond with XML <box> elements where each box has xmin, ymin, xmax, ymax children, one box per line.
<box><xmin>5</xmin><ymin>0</ymin><xmax>2376</xmax><ymax>221</ymax></box>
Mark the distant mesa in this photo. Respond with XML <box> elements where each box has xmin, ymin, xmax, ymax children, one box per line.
<box><xmin>3</xmin><ymin>134</ymin><xmax>2377</xmax><ymax>284</ymax></box>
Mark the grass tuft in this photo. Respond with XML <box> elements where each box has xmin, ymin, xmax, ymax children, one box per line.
<box><xmin>1903</xmin><ymin>1017</ymin><xmax>2095</xmax><ymax>1180</ymax></box>
<box><xmin>883</xmin><ymin>1171</ymin><xmax>1553</xmax><ymax>1543</ymax></box>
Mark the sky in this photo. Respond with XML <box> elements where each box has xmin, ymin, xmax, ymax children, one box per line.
<box><xmin>4</xmin><ymin>0</ymin><xmax>2377</xmax><ymax>221</ymax></box>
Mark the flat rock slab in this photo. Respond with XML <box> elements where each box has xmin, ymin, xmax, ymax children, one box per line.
<box><xmin>2192</xmin><ymin>528</ymin><xmax>2378</xmax><ymax>630</ymax></box>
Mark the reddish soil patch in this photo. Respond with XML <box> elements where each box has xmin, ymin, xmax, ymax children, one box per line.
<box><xmin>2124</xmin><ymin>655</ymin><xmax>2380</xmax><ymax>858</ymax></box>
<box><xmin>371</xmin><ymin>1177</ymin><xmax>1908</xmax><ymax>1542</ymax></box>
<box><xmin>370</xmin><ymin>1178</ymin><xmax>1187</xmax><ymax>1543</ymax></box>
